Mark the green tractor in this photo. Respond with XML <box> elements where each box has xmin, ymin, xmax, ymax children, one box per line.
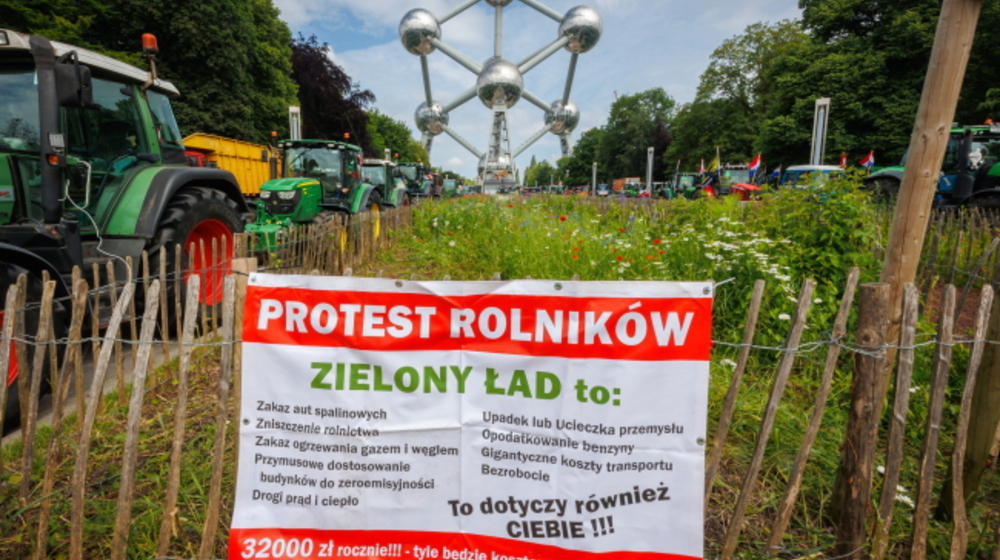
<box><xmin>361</xmin><ymin>156</ymin><xmax>410</xmax><ymax>208</ymax></box>
<box><xmin>245</xmin><ymin>139</ymin><xmax>379</xmax><ymax>247</ymax></box>
<box><xmin>0</xmin><ymin>29</ymin><xmax>248</xmax><ymax>429</ymax></box>
<box><xmin>863</xmin><ymin>123</ymin><xmax>1000</xmax><ymax>207</ymax></box>
<box><xmin>397</xmin><ymin>161</ymin><xmax>435</xmax><ymax>202</ymax></box>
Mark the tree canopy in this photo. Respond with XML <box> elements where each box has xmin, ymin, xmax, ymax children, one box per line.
<box><xmin>291</xmin><ymin>34</ymin><xmax>375</xmax><ymax>150</ymax></box>
<box><xmin>597</xmin><ymin>89</ymin><xmax>676</xmax><ymax>181</ymax></box>
<box><xmin>367</xmin><ymin>110</ymin><xmax>428</xmax><ymax>163</ymax></box>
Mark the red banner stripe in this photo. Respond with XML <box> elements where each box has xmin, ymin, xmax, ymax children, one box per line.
<box><xmin>243</xmin><ymin>287</ymin><xmax>712</xmax><ymax>362</ymax></box>
<box><xmin>228</xmin><ymin>528</ymin><xmax>701</xmax><ymax>560</ymax></box>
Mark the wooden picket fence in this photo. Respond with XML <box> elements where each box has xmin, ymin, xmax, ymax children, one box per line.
<box><xmin>2</xmin><ymin>201</ymin><xmax>1000</xmax><ymax>559</ymax></box>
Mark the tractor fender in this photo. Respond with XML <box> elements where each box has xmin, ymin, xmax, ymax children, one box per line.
<box><xmin>962</xmin><ymin>188</ymin><xmax>1000</xmax><ymax>205</ymax></box>
<box><xmin>353</xmin><ymin>183</ymin><xmax>377</xmax><ymax>213</ymax></box>
<box><xmin>0</xmin><ymin>242</ymin><xmax>71</xmax><ymax>301</ymax></box>
<box><xmin>103</xmin><ymin>167</ymin><xmax>250</xmax><ymax>238</ymax></box>
<box><xmin>863</xmin><ymin>169</ymin><xmax>904</xmax><ymax>187</ymax></box>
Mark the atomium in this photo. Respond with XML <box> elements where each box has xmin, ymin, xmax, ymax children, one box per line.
<box><xmin>476</xmin><ymin>58</ymin><xmax>524</xmax><ymax>109</ymax></box>
<box><xmin>560</xmin><ymin>6</ymin><xmax>603</xmax><ymax>54</ymax></box>
<box><xmin>399</xmin><ymin>9</ymin><xmax>441</xmax><ymax>55</ymax></box>
<box><xmin>415</xmin><ymin>102</ymin><xmax>449</xmax><ymax>136</ymax></box>
<box><xmin>401</xmin><ymin>0</ymin><xmax>602</xmax><ymax>188</ymax></box>
<box><xmin>545</xmin><ymin>100</ymin><xmax>580</xmax><ymax>135</ymax></box>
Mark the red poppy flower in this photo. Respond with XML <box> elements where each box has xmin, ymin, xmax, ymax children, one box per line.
<box><xmin>616</xmin><ymin>256</ymin><xmax>623</xmax><ymax>261</ymax></box>
<box><xmin>658</xmin><ymin>250</ymin><xmax>665</xmax><ymax>254</ymax></box>
<box><xmin>647</xmin><ymin>256</ymin><xmax>655</xmax><ymax>260</ymax></box>
<box><xmin>619</xmin><ymin>228</ymin><xmax>626</xmax><ymax>232</ymax></box>
<box><xmin>653</xmin><ymin>239</ymin><xmax>662</xmax><ymax>245</ymax></box>
<box><xmin>559</xmin><ymin>216</ymin><xmax>567</xmax><ymax>221</ymax></box>
<box><xmin>572</xmin><ymin>255</ymin><xmax>579</xmax><ymax>259</ymax></box>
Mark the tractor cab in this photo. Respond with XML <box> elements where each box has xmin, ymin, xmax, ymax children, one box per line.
<box><xmin>362</xmin><ymin>158</ymin><xmax>409</xmax><ymax>208</ymax></box>
<box><xmin>865</xmin><ymin>122</ymin><xmax>1000</xmax><ymax>206</ymax></box>
<box><xmin>397</xmin><ymin>161</ymin><xmax>433</xmax><ymax>201</ymax></box>
<box><xmin>247</xmin><ymin>139</ymin><xmax>377</xmax><ymax>245</ymax></box>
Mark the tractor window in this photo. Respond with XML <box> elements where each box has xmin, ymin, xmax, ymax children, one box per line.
<box><xmin>285</xmin><ymin>147</ymin><xmax>343</xmax><ymax>198</ymax></box>
<box><xmin>399</xmin><ymin>166</ymin><xmax>418</xmax><ymax>181</ymax></box>
<box><xmin>0</xmin><ymin>66</ymin><xmax>41</xmax><ymax>153</ymax></box>
<box><xmin>146</xmin><ymin>90</ymin><xmax>186</xmax><ymax>164</ymax></box>
<box><xmin>64</xmin><ymin>77</ymin><xmax>145</xmax><ymax>172</ymax></box>
<box><xmin>362</xmin><ymin>165</ymin><xmax>387</xmax><ymax>186</ymax></box>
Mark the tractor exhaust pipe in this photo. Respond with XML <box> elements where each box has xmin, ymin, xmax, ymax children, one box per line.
<box><xmin>29</xmin><ymin>35</ymin><xmax>62</xmax><ymax>224</ymax></box>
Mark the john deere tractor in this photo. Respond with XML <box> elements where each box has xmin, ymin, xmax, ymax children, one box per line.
<box><xmin>397</xmin><ymin>161</ymin><xmax>434</xmax><ymax>202</ymax></box>
<box><xmin>246</xmin><ymin>139</ymin><xmax>379</xmax><ymax>247</ymax></box>
<box><xmin>0</xmin><ymin>29</ymin><xmax>248</xmax><ymax>430</ymax></box>
<box><xmin>361</xmin><ymin>156</ymin><xmax>409</xmax><ymax>208</ymax></box>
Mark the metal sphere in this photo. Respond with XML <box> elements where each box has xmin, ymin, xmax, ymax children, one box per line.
<box><xmin>476</xmin><ymin>57</ymin><xmax>524</xmax><ymax>109</ymax></box>
<box><xmin>560</xmin><ymin>6</ymin><xmax>603</xmax><ymax>54</ymax></box>
<box><xmin>545</xmin><ymin>100</ymin><xmax>580</xmax><ymax>134</ymax></box>
<box><xmin>399</xmin><ymin>9</ymin><xmax>440</xmax><ymax>56</ymax></box>
<box><xmin>415</xmin><ymin>102</ymin><xmax>449</xmax><ymax>136</ymax></box>
<box><xmin>478</xmin><ymin>153</ymin><xmax>512</xmax><ymax>173</ymax></box>
<box><xmin>484</xmin><ymin>0</ymin><xmax>514</xmax><ymax>6</ymax></box>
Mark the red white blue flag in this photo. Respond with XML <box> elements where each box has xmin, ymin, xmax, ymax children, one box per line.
<box><xmin>748</xmin><ymin>154</ymin><xmax>761</xmax><ymax>174</ymax></box>
<box><xmin>839</xmin><ymin>153</ymin><xmax>847</xmax><ymax>168</ymax></box>
<box><xmin>859</xmin><ymin>151</ymin><xmax>875</xmax><ymax>169</ymax></box>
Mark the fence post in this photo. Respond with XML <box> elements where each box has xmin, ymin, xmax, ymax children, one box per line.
<box><xmin>110</xmin><ymin>280</ymin><xmax>161</xmax><ymax>560</ymax></box>
<box><xmin>719</xmin><ymin>279</ymin><xmax>815</xmax><ymax>560</ymax></box>
<box><xmin>872</xmin><ymin>284</ymin><xmax>920</xmax><ymax>560</ymax></box>
<box><xmin>198</xmin><ymin>276</ymin><xmax>236</xmax><ymax>559</ymax></box>
<box><xmin>948</xmin><ymin>285</ymin><xmax>994</xmax><ymax>559</ymax></box>
<box><xmin>832</xmin><ymin>282</ymin><xmax>889</xmax><ymax>560</ymax></box>
<box><xmin>70</xmin><ymin>282</ymin><xmax>135</xmax><ymax>560</ymax></box>
<box><xmin>911</xmin><ymin>284</ymin><xmax>957</xmax><ymax>560</ymax></box>
<box><xmin>946</xmin><ymin>279</ymin><xmax>1000</xmax><ymax>516</ymax></box>
<box><xmin>156</xmin><ymin>275</ymin><xmax>202</xmax><ymax>556</ymax></box>
<box><xmin>0</xmin><ymin>283</ymin><xmax>19</xmax><ymax>462</ymax></box>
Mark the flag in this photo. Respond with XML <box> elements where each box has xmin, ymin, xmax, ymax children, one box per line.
<box><xmin>859</xmin><ymin>151</ymin><xmax>875</xmax><ymax>169</ymax></box>
<box><xmin>770</xmin><ymin>165</ymin><xmax>782</xmax><ymax>178</ymax></box>
<box><xmin>707</xmin><ymin>155</ymin><xmax>720</xmax><ymax>172</ymax></box>
<box><xmin>748</xmin><ymin>154</ymin><xmax>762</xmax><ymax>175</ymax></box>
<box><xmin>839</xmin><ymin>152</ymin><xmax>847</xmax><ymax>168</ymax></box>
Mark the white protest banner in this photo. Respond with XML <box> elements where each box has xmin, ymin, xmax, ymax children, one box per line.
<box><xmin>230</xmin><ymin>274</ymin><xmax>712</xmax><ymax>560</ymax></box>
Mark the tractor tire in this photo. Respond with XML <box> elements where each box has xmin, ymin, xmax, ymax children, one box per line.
<box><xmin>966</xmin><ymin>195</ymin><xmax>1000</xmax><ymax>210</ymax></box>
<box><xmin>368</xmin><ymin>190</ymin><xmax>383</xmax><ymax>212</ymax></box>
<box><xmin>149</xmin><ymin>186</ymin><xmax>244</xmax><ymax>326</ymax></box>
<box><xmin>1</xmin><ymin>263</ymin><xmax>65</xmax><ymax>435</ymax></box>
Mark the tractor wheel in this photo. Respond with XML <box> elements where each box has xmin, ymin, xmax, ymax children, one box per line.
<box><xmin>149</xmin><ymin>187</ymin><xmax>244</xmax><ymax>319</ymax></box>
<box><xmin>966</xmin><ymin>195</ymin><xmax>1000</xmax><ymax>210</ymax></box>
<box><xmin>1</xmin><ymin>263</ymin><xmax>65</xmax><ymax>435</ymax></box>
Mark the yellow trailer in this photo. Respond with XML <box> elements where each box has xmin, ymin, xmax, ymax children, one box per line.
<box><xmin>183</xmin><ymin>133</ymin><xmax>278</xmax><ymax>196</ymax></box>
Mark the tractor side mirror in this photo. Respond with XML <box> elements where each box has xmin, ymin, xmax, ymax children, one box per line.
<box><xmin>55</xmin><ymin>61</ymin><xmax>93</xmax><ymax>108</ymax></box>
<box><xmin>261</xmin><ymin>149</ymin><xmax>269</xmax><ymax>163</ymax></box>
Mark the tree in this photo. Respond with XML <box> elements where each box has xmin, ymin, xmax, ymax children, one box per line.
<box><xmin>367</xmin><ymin>110</ymin><xmax>427</xmax><ymax>162</ymax></box>
<box><xmin>291</xmin><ymin>34</ymin><xmax>375</xmax><ymax>150</ymax></box>
<box><xmin>667</xmin><ymin>20</ymin><xmax>807</xmax><ymax>170</ymax></box>
<box><xmin>557</xmin><ymin>127</ymin><xmax>603</xmax><ymax>185</ymax></box>
<box><xmin>525</xmin><ymin>160</ymin><xmax>554</xmax><ymax>186</ymax></box>
<box><xmin>597</xmin><ymin>89</ymin><xmax>676</xmax><ymax>180</ymax></box>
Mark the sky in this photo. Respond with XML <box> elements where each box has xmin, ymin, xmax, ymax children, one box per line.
<box><xmin>272</xmin><ymin>0</ymin><xmax>804</xmax><ymax>180</ymax></box>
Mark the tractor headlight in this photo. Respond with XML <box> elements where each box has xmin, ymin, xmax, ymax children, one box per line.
<box><xmin>260</xmin><ymin>190</ymin><xmax>272</xmax><ymax>199</ymax></box>
<box><xmin>278</xmin><ymin>190</ymin><xmax>296</xmax><ymax>200</ymax></box>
